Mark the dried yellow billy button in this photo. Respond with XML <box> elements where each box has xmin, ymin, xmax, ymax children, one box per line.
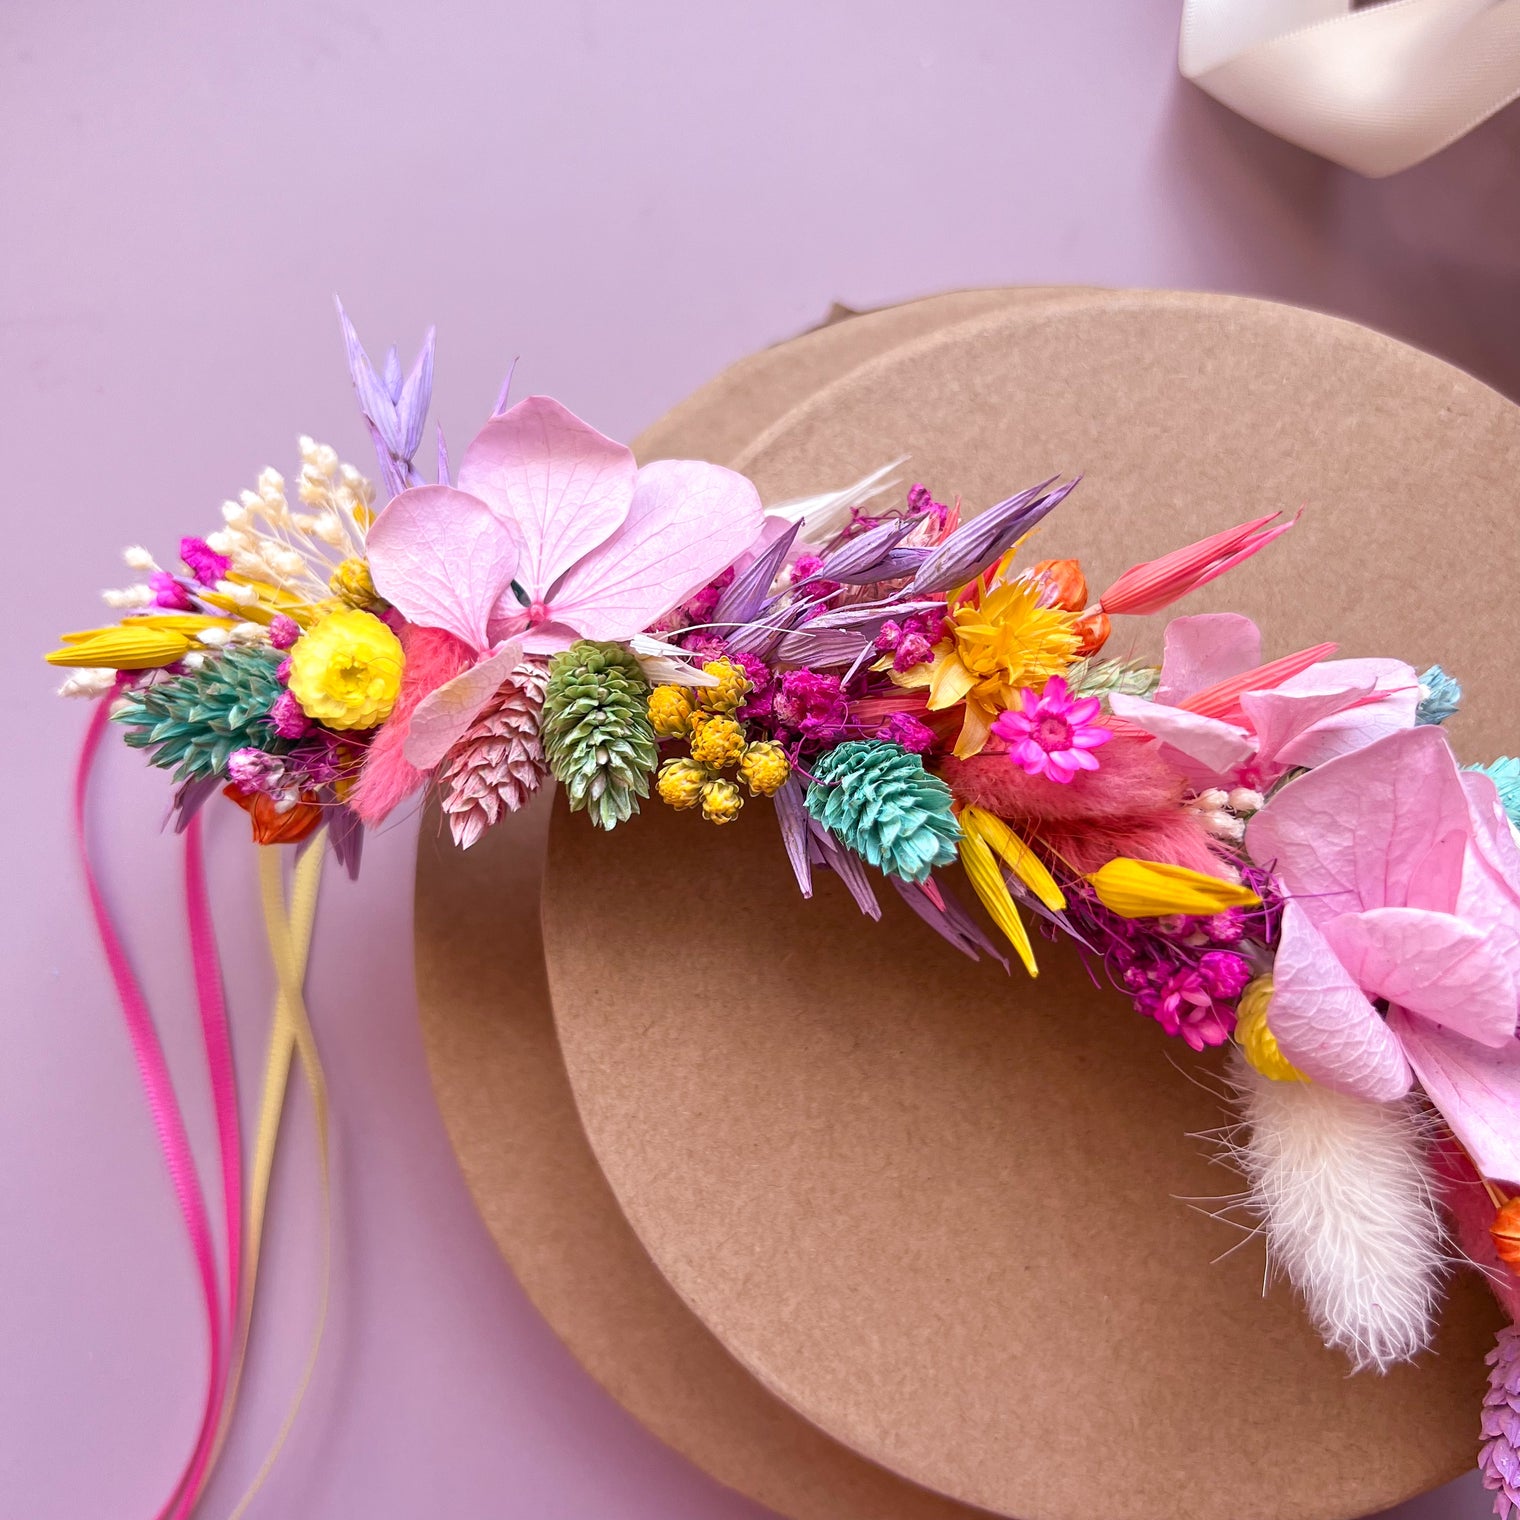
<box><xmin>1234</xmin><ymin>975</ymin><xmax>1306</xmax><ymax>1083</ymax></box>
<box><xmin>651</xmin><ymin>658</ymin><xmax>783</xmax><ymax>825</ymax></box>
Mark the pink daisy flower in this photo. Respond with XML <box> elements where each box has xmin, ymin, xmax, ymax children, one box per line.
<box><xmin>991</xmin><ymin>676</ymin><xmax>1112</xmax><ymax>783</ymax></box>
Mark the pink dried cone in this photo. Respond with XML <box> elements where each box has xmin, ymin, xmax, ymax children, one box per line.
<box><xmin>438</xmin><ymin>661</ymin><xmax>550</xmax><ymax>849</ymax></box>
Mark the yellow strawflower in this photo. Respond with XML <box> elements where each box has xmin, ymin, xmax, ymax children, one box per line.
<box><xmin>656</xmin><ymin>757</ymin><xmax>709</xmax><ymax>810</ymax></box>
<box><xmin>894</xmin><ymin>570</ymin><xmax>1082</xmax><ymax>757</ymax></box>
<box><xmin>700</xmin><ymin>777</ymin><xmax>743</xmax><ymax>824</ymax></box>
<box><xmin>689</xmin><ymin>712</ymin><xmax>746</xmax><ymax>770</ymax></box>
<box><xmin>1235</xmin><ymin>976</ymin><xmax>1307</xmax><ymax>1082</ymax></box>
<box><xmin>286</xmin><ymin>608</ymin><xmax>403</xmax><ymax>730</ymax></box>
<box><xmin>738</xmin><ymin>740</ymin><xmax>790</xmax><ymax>797</ymax></box>
<box><xmin>648</xmin><ymin>684</ymin><xmax>695</xmax><ymax>737</ymax></box>
<box><xmin>699</xmin><ymin>658</ymin><xmax>753</xmax><ymax>715</ymax></box>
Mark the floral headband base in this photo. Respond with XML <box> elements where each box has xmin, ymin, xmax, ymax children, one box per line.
<box><xmin>48</xmin><ymin>309</ymin><xmax>1520</xmax><ymax>1510</ymax></box>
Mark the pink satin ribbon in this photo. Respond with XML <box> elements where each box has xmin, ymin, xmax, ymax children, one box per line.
<box><xmin>75</xmin><ymin>698</ymin><xmax>242</xmax><ymax>1518</ymax></box>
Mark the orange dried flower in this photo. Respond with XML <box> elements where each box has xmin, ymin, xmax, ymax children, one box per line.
<box><xmin>1032</xmin><ymin>558</ymin><xmax>1088</xmax><ymax>612</ymax></box>
<box><xmin>1071</xmin><ymin>609</ymin><xmax>1110</xmax><ymax>657</ymax></box>
<box><xmin>222</xmin><ymin>785</ymin><xmax>324</xmax><ymax>845</ymax></box>
<box><xmin>1492</xmin><ymin>1197</ymin><xmax>1520</xmax><ymax>1275</ymax></box>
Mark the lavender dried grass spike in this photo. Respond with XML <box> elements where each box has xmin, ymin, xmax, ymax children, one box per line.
<box><xmin>335</xmin><ymin>297</ymin><xmax>435</xmax><ymax>492</ymax></box>
<box><xmin>806</xmin><ymin>817</ymin><xmax>881</xmax><ymax>920</ymax></box>
<box><xmin>1482</xmin><ymin>1326</ymin><xmax>1520</xmax><ymax>1519</ymax></box>
<box><xmin>325</xmin><ymin>809</ymin><xmax>365</xmax><ymax>879</ymax></box>
<box><xmin>436</xmin><ymin>423</ymin><xmax>450</xmax><ymax>486</ymax></box>
<box><xmin>893</xmin><ymin>876</ymin><xmax>1009</xmax><ymax>969</ymax></box>
<box><xmin>816</xmin><ymin>517</ymin><xmax>916</xmax><ymax>582</ymax></box>
<box><xmin>775</xmin><ymin>628</ymin><xmax>872</xmax><ymax>667</ymax></box>
<box><xmin>908</xmin><ymin>476</ymin><xmax>1079</xmax><ymax>596</ymax></box>
<box><xmin>714</xmin><ymin>520</ymin><xmax>800</xmax><ymax>626</ymax></box>
<box><xmin>773</xmin><ymin>777</ymin><xmax>813</xmax><ymax>898</ymax></box>
<box><xmin>493</xmin><ymin>356</ymin><xmax>519</xmax><ymax>418</ymax></box>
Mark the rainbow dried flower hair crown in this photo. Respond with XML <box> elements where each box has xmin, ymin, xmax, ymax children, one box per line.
<box><xmin>49</xmin><ymin>310</ymin><xmax>1520</xmax><ymax>1507</ymax></box>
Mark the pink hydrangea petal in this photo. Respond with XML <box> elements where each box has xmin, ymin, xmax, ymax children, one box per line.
<box><xmin>1155</xmin><ymin>613</ymin><xmax>1262</xmax><ymax>705</ymax></box>
<box><xmin>366</xmin><ymin>484</ymin><xmax>521</xmax><ymax>652</ymax></box>
<box><xmin>1457</xmin><ymin>770</ymin><xmax>1520</xmax><ymax>998</ymax></box>
<box><xmin>1270</xmin><ymin>900</ymin><xmax>1413</xmax><ymax>1101</ymax></box>
<box><xmin>546</xmin><ymin>458</ymin><xmax>764</xmax><ymax>642</ymax></box>
<box><xmin>1107</xmin><ymin>692</ymin><xmax>1255</xmax><ymax>780</ymax></box>
<box><xmin>1321</xmin><ymin>907</ymin><xmax>1517</xmax><ymax>1048</ymax></box>
<box><xmin>1237</xmin><ymin>679</ymin><xmax>1376</xmax><ymax>773</ymax></box>
<box><xmin>402</xmin><ymin>642</ymin><xmax>526</xmax><ymax>770</ymax></box>
<box><xmin>1245</xmin><ymin>726</ymin><xmax>1472</xmax><ymax>931</ymax></box>
<box><xmin>1271</xmin><ymin>658</ymin><xmax>1419</xmax><ymax>770</ymax></box>
<box><xmin>1391</xmin><ymin>1011</ymin><xmax>1520</xmax><ymax>1188</ymax></box>
<box><xmin>458</xmin><ymin>396</ymin><xmax>637</xmax><ymax>603</ymax></box>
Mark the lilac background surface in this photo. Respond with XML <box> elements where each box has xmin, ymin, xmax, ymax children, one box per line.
<box><xmin>3</xmin><ymin>3</ymin><xmax>1519</xmax><ymax>1517</ymax></box>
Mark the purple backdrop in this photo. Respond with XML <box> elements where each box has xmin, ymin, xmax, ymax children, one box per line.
<box><xmin>4</xmin><ymin>3</ymin><xmax>1518</xmax><ymax>1517</ymax></box>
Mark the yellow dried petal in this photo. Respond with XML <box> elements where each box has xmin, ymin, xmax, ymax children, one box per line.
<box><xmin>45</xmin><ymin>624</ymin><xmax>199</xmax><ymax>669</ymax></box>
<box><xmin>960</xmin><ymin>807</ymin><xmax>1065</xmax><ymax>911</ymax></box>
<box><xmin>958</xmin><ymin>826</ymin><xmax>1038</xmax><ymax>976</ymax></box>
<box><xmin>1089</xmin><ymin>857</ymin><xmax>1260</xmax><ymax>919</ymax></box>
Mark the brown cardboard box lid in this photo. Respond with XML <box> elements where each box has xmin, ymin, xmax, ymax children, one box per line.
<box><xmin>417</xmin><ymin>290</ymin><xmax>1046</xmax><ymax>1520</ymax></box>
<box><xmin>542</xmin><ymin>290</ymin><xmax>1519</xmax><ymax>1520</ymax></box>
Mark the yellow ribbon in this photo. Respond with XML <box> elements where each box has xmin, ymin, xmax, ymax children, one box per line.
<box><xmin>210</xmin><ymin>831</ymin><xmax>331</xmax><ymax>1515</ymax></box>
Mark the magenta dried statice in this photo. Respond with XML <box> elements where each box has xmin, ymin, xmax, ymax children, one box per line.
<box><xmin>226</xmin><ymin>747</ymin><xmax>287</xmax><ymax>794</ymax></box>
<box><xmin>874</xmin><ymin>613</ymin><xmax>941</xmax><ymax>673</ymax></box>
<box><xmin>1065</xmin><ymin>885</ymin><xmax>1257</xmax><ymax>1051</ymax></box>
<box><xmin>905</xmin><ymin>482</ymin><xmax>951</xmax><ymax>533</ymax></box>
<box><xmin>1482</xmin><ymin>1326</ymin><xmax>1520</xmax><ymax>1519</ymax></box>
<box><xmin>269</xmin><ymin>689</ymin><xmax>312</xmax><ymax>739</ymax></box>
<box><xmin>875</xmin><ymin>712</ymin><xmax>936</xmax><ymax>755</ymax></box>
<box><xmin>149</xmin><ymin>571</ymin><xmax>196</xmax><ymax>611</ymax></box>
<box><xmin>180</xmin><ymin>536</ymin><xmax>231</xmax><ymax>586</ymax></box>
<box><xmin>268</xmin><ymin>613</ymin><xmax>301</xmax><ymax>650</ymax></box>
<box><xmin>771</xmin><ymin>669</ymin><xmax>850</xmax><ymax>748</ymax></box>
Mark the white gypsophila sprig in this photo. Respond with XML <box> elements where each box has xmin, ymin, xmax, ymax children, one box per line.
<box><xmin>203</xmin><ymin>440</ymin><xmax>375</xmax><ymax>602</ymax></box>
<box><xmin>1216</xmin><ymin>1052</ymin><xmax>1447</xmax><ymax>1372</ymax></box>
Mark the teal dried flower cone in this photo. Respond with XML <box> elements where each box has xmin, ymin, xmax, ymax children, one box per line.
<box><xmin>541</xmin><ymin>640</ymin><xmax>658</xmax><ymax>829</ymax></box>
<box><xmin>114</xmin><ymin>646</ymin><xmax>290</xmax><ymax>781</ymax></box>
<box><xmin>805</xmin><ymin>739</ymin><xmax>960</xmax><ymax>882</ymax></box>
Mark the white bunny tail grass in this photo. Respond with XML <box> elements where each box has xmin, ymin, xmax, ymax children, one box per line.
<box><xmin>1223</xmin><ymin>1051</ymin><xmax>1447</xmax><ymax>1372</ymax></box>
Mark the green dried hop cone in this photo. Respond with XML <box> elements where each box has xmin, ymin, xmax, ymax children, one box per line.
<box><xmin>114</xmin><ymin>646</ymin><xmax>291</xmax><ymax>781</ymax></box>
<box><xmin>541</xmin><ymin>640</ymin><xmax>659</xmax><ymax>829</ymax></box>
<box><xmin>805</xmin><ymin>739</ymin><xmax>961</xmax><ymax>883</ymax></box>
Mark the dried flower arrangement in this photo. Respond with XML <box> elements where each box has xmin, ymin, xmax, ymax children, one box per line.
<box><xmin>49</xmin><ymin>307</ymin><xmax>1520</xmax><ymax>1513</ymax></box>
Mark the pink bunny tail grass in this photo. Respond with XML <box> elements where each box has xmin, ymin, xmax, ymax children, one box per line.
<box><xmin>943</xmin><ymin>734</ymin><xmax>1185</xmax><ymax>823</ymax></box>
<box><xmin>353</xmin><ymin>624</ymin><xmax>474</xmax><ymax>825</ymax></box>
<box><xmin>944</xmin><ymin>735</ymin><xmax>1226</xmax><ymax>877</ymax></box>
<box><xmin>1432</xmin><ymin>1138</ymin><xmax>1520</xmax><ymax>1323</ymax></box>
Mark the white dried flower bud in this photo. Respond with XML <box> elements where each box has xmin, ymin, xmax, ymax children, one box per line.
<box><xmin>298</xmin><ymin>434</ymin><xmax>319</xmax><ymax>463</ymax></box>
<box><xmin>123</xmin><ymin>545</ymin><xmax>157</xmax><ymax>571</ymax></box>
<box><xmin>1196</xmin><ymin>788</ymin><xmax>1229</xmax><ymax>809</ymax></box>
<box><xmin>312</xmin><ymin>512</ymin><xmax>345</xmax><ymax>547</ymax></box>
<box><xmin>314</xmin><ymin>443</ymin><xmax>338</xmax><ymax>475</ymax></box>
<box><xmin>215</xmin><ymin>579</ymin><xmax>259</xmax><ymax>607</ymax></box>
<box><xmin>229</xmin><ymin>621</ymin><xmax>267</xmax><ymax>645</ymax></box>
<box><xmin>102</xmin><ymin>585</ymin><xmax>155</xmax><ymax>609</ymax></box>
<box><xmin>221</xmin><ymin>499</ymin><xmax>252</xmax><ymax>527</ymax></box>
<box><xmin>1228</xmin><ymin>788</ymin><xmax>1265</xmax><ymax>815</ymax></box>
<box><xmin>57</xmin><ymin>668</ymin><xmax>118</xmax><ymax>699</ymax></box>
<box><xmin>205</xmin><ymin>529</ymin><xmax>234</xmax><ymax>554</ymax></box>
<box><xmin>197</xmin><ymin>627</ymin><xmax>231</xmax><ymax>648</ymax></box>
<box><xmin>180</xmin><ymin>651</ymin><xmax>208</xmax><ymax>671</ymax></box>
<box><xmin>257</xmin><ymin>467</ymin><xmax>286</xmax><ymax>498</ymax></box>
<box><xmin>239</xmin><ymin>488</ymin><xmax>262</xmax><ymax>512</ymax></box>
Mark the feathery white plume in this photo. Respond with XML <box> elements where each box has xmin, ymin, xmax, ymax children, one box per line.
<box><xmin>767</xmin><ymin>458</ymin><xmax>906</xmax><ymax>547</ymax></box>
<box><xmin>1223</xmin><ymin>1052</ymin><xmax>1446</xmax><ymax>1371</ymax></box>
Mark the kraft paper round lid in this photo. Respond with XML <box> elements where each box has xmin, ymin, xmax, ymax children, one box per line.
<box><xmin>542</xmin><ymin>290</ymin><xmax>1519</xmax><ymax>1520</ymax></box>
<box><xmin>417</xmin><ymin>289</ymin><xmax>1054</xmax><ymax>1520</ymax></box>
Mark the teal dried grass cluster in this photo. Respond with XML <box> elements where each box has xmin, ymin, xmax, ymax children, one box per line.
<box><xmin>541</xmin><ymin>639</ymin><xmax>658</xmax><ymax>829</ymax></box>
<box><xmin>114</xmin><ymin>647</ymin><xmax>289</xmax><ymax>781</ymax></box>
<box><xmin>805</xmin><ymin>739</ymin><xmax>961</xmax><ymax>883</ymax></box>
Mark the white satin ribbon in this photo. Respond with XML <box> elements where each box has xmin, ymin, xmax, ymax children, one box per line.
<box><xmin>1180</xmin><ymin>0</ymin><xmax>1520</xmax><ymax>177</ymax></box>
